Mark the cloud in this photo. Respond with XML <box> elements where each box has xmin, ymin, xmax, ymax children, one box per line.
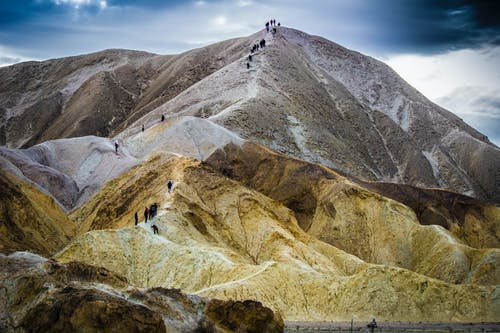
<box><xmin>51</xmin><ymin>0</ymin><xmax>107</xmax><ymax>9</ymax></box>
<box><xmin>436</xmin><ymin>86</ymin><xmax>500</xmax><ymax>146</ymax></box>
<box><xmin>385</xmin><ymin>46</ymin><xmax>500</xmax><ymax>100</ymax></box>
<box><xmin>0</xmin><ymin>47</ymin><xmax>32</xmax><ymax>67</ymax></box>
<box><xmin>213</xmin><ymin>15</ymin><xmax>227</xmax><ymax>26</ymax></box>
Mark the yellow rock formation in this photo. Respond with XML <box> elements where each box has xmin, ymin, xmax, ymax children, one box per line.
<box><xmin>0</xmin><ymin>166</ymin><xmax>75</xmax><ymax>256</ymax></box>
<box><xmin>56</xmin><ymin>152</ymin><xmax>500</xmax><ymax>321</ymax></box>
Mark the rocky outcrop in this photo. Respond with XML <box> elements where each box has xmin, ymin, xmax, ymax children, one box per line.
<box><xmin>358</xmin><ymin>181</ymin><xmax>500</xmax><ymax>249</ymax></box>
<box><xmin>0</xmin><ymin>252</ymin><xmax>284</xmax><ymax>333</ymax></box>
<box><xmin>0</xmin><ymin>164</ymin><xmax>75</xmax><ymax>256</ymax></box>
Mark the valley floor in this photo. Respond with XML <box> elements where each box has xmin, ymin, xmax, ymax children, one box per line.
<box><xmin>285</xmin><ymin>322</ymin><xmax>500</xmax><ymax>333</ymax></box>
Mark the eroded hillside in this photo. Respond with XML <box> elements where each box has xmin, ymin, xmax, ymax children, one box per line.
<box><xmin>1</xmin><ymin>27</ymin><xmax>499</xmax><ymax>328</ymax></box>
<box><xmin>55</xmin><ymin>150</ymin><xmax>499</xmax><ymax>321</ymax></box>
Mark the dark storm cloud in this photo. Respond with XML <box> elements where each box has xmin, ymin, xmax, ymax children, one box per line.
<box><xmin>342</xmin><ymin>0</ymin><xmax>500</xmax><ymax>55</ymax></box>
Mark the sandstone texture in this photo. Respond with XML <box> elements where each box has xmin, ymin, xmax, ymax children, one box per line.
<box><xmin>0</xmin><ymin>164</ymin><xmax>75</xmax><ymax>256</ymax></box>
<box><xmin>55</xmin><ymin>152</ymin><xmax>499</xmax><ymax>321</ymax></box>
<box><xmin>0</xmin><ymin>252</ymin><xmax>283</xmax><ymax>333</ymax></box>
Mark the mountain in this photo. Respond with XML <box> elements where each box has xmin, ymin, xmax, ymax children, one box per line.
<box><xmin>1</xmin><ymin>26</ymin><xmax>499</xmax><ymax>328</ymax></box>
<box><xmin>2</xmin><ymin>28</ymin><xmax>498</xmax><ymax>202</ymax></box>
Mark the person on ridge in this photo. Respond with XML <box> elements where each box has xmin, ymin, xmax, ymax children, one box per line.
<box><xmin>161</xmin><ymin>114</ymin><xmax>165</xmax><ymax>122</ymax></box>
<box><xmin>167</xmin><ymin>179</ymin><xmax>174</xmax><ymax>193</ymax></box>
<box><xmin>151</xmin><ymin>224</ymin><xmax>159</xmax><ymax>235</ymax></box>
<box><xmin>144</xmin><ymin>207</ymin><xmax>149</xmax><ymax>222</ymax></box>
<box><xmin>114</xmin><ymin>142</ymin><xmax>119</xmax><ymax>153</ymax></box>
<box><xmin>149</xmin><ymin>203</ymin><xmax>155</xmax><ymax>219</ymax></box>
<box><xmin>134</xmin><ymin>211</ymin><xmax>138</xmax><ymax>225</ymax></box>
<box><xmin>142</xmin><ymin>124</ymin><xmax>145</xmax><ymax>132</ymax></box>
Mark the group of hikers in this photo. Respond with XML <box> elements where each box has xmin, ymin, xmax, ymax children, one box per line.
<box><xmin>265</xmin><ymin>19</ymin><xmax>280</xmax><ymax>32</ymax></box>
<box><xmin>246</xmin><ymin>19</ymin><xmax>281</xmax><ymax>69</ymax></box>
<box><xmin>141</xmin><ymin>114</ymin><xmax>166</xmax><ymax>133</ymax></box>
<box><xmin>133</xmin><ymin>179</ymin><xmax>174</xmax><ymax>235</ymax></box>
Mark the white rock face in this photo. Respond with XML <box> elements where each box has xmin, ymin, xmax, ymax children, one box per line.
<box><xmin>121</xmin><ymin>116</ymin><xmax>244</xmax><ymax>160</ymax></box>
<box><xmin>0</xmin><ymin>136</ymin><xmax>140</xmax><ymax>209</ymax></box>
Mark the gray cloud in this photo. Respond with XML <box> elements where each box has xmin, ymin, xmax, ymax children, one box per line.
<box><xmin>437</xmin><ymin>86</ymin><xmax>500</xmax><ymax>146</ymax></box>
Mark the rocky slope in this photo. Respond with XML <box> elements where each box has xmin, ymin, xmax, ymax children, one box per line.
<box><xmin>0</xmin><ymin>252</ymin><xmax>283</xmax><ymax>333</ymax></box>
<box><xmin>1</xmin><ymin>27</ymin><xmax>499</xmax><ymax>326</ymax></box>
<box><xmin>53</xmin><ymin>147</ymin><xmax>499</xmax><ymax>320</ymax></box>
<box><xmin>125</xmin><ymin>28</ymin><xmax>500</xmax><ymax>203</ymax></box>
<box><xmin>0</xmin><ymin>162</ymin><xmax>75</xmax><ymax>256</ymax></box>
<box><xmin>1</xmin><ymin>29</ymin><xmax>498</xmax><ymax>202</ymax></box>
<box><xmin>0</xmin><ymin>33</ymin><xmax>255</xmax><ymax>149</ymax></box>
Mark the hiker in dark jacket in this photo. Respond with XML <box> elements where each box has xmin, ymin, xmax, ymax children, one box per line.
<box><xmin>134</xmin><ymin>211</ymin><xmax>138</xmax><ymax>225</ymax></box>
<box><xmin>144</xmin><ymin>207</ymin><xmax>149</xmax><ymax>222</ymax></box>
<box><xmin>167</xmin><ymin>180</ymin><xmax>174</xmax><ymax>193</ymax></box>
<box><xmin>151</xmin><ymin>224</ymin><xmax>159</xmax><ymax>235</ymax></box>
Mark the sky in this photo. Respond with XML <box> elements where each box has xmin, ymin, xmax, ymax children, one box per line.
<box><xmin>1</xmin><ymin>0</ymin><xmax>499</xmax><ymax>145</ymax></box>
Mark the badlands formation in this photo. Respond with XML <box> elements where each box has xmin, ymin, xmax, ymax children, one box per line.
<box><xmin>1</xmin><ymin>27</ymin><xmax>500</xmax><ymax>330</ymax></box>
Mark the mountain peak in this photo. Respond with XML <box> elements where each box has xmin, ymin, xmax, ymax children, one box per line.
<box><xmin>1</xmin><ymin>27</ymin><xmax>499</xmax><ymax>202</ymax></box>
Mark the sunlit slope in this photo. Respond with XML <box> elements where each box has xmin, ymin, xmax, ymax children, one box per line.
<box><xmin>0</xmin><ymin>162</ymin><xmax>75</xmax><ymax>256</ymax></box>
<box><xmin>56</xmin><ymin>152</ymin><xmax>499</xmax><ymax>321</ymax></box>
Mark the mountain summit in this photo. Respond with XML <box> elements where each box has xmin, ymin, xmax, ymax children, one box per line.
<box><xmin>1</xmin><ymin>28</ymin><xmax>498</xmax><ymax>203</ymax></box>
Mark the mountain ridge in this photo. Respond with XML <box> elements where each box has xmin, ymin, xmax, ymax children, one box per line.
<box><xmin>1</xmin><ymin>26</ymin><xmax>499</xmax><ymax>326</ymax></box>
<box><xmin>1</xmin><ymin>27</ymin><xmax>498</xmax><ymax>202</ymax></box>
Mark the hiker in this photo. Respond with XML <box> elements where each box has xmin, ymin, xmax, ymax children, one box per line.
<box><xmin>150</xmin><ymin>203</ymin><xmax>157</xmax><ymax>218</ymax></box>
<box><xmin>277</xmin><ymin>22</ymin><xmax>280</xmax><ymax>27</ymax></box>
<box><xmin>161</xmin><ymin>114</ymin><xmax>165</xmax><ymax>122</ymax></box>
<box><xmin>142</xmin><ymin>124</ymin><xmax>145</xmax><ymax>132</ymax></box>
<box><xmin>144</xmin><ymin>207</ymin><xmax>149</xmax><ymax>222</ymax></box>
<box><xmin>167</xmin><ymin>179</ymin><xmax>173</xmax><ymax>193</ymax></box>
<box><xmin>265</xmin><ymin>21</ymin><xmax>269</xmax><ymax>32</ymax></box>
<box><xmin>248</xmin><ymin>54</ymin><xmax>252</xmax><ymax>62</ymax></box>
<box><xmin>149</xmin><ymin>204</ymin><xmax>155</xmax><ymax>219</ymax></box>
<box><xmin>114</xmin><ymin>142</ymin><xmax>119</xmax><ymax>153</ymax></box>
<box><xmin>134</xmin><ymin>211</ymin><xmax>138</xmax><ymax>225</ymax></box>
<box><xmin>367</xmin><ymin>319</ymin><xmax>377</xmax><ymax>333</ymax></box>
<box><xmin>247</xmin><ymin>62</ymin><xmax>250</xmax><ymax>69</ymax></box>
<box><xmin>151</xmin><ymin>224</ymin><xmax>159</xmax><ymax>235</ymax></box>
